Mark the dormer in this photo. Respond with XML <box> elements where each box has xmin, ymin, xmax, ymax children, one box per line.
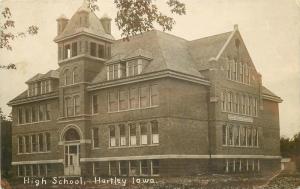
<box><xmin>26</xmin><ymin>70</ymin><xmax>59</xmax><ymax>97</ymax></box>
<box><xmin>106</xmin><ymin>49</ymin><xmax>152</xmax><ymax>81</ymax></box>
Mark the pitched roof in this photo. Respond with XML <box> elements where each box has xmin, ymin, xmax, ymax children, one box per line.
<box><xmin>188</xmin><ymin>31</ymin><xmax>233</xmax><ymax>70</ymax></box>
<box><xmin>54</xmin><ymin>2</ymin><xmax>114</xmax><ymax>42</ymax></box>
<box><xmin>92</xmin><ymin>30</ymin><xmax>206</xmax><ymax>84</ymax></box>
<box><xmin>26</xmin><ymin>70</ymin><xmax>59</xmax><ymax>83</ymax></box>
<box><xmin>262</xmin><ymin>86</ymin><xmax>282</xmax><ymax>102</ymax></box>
<box><xmin>262</xmin><ymin>86</ymin><xmax>279</xmax><ymax>97</ymax></box>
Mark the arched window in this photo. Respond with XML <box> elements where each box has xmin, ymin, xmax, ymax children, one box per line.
<box><xmin>73</xmin><ymin>67</ymin><xmax>79</xmax><ymax>83</ymax></box>
<box><xmin>64</xmin><ymin>69</ymin><xmax>71</xmax><ymax>85</ymax></box>
<box><xmin>64</xmin><ymin>128</ymin><xmax>80</xmax><ymax>141</ymax></box>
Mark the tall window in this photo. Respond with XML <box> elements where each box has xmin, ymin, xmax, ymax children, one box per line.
<box><xmin>108</xmin><ymin>65</ymin><xmax>113</xmax><ymax>80</ymax></box>
<box><xmin>140</xmin><ymin>160</ymin><xmax>148</xmax><ymax>175</ymax></box>
<box><xmin>129</xmin><ymin>124</ymin><xmax>137</xmax><ymax>146</ymax></box>
<box><xmin>120</xmin><ymin>63</ymin><xmax>126</xmax><ymax>78</ymax></box>
<box><xmin>140</xmin><ymin>86</ymin><xmax>150</xmax><ymax>108</ymax></box>
<box><xmin>109</xmin><ymin>126</ymin><xmax>116</xmax><ymax>147</ymax></box>
<box><xmin>18</xmin><ymin>108</ymin><xmax>23</xmax><ymax>124</ymax></box>
<box><xmin>150</xmin><ymin>85</ymin><xmax>159</xmax><ymax>106</ymax></box>
<box><xmin>73</xmin><ymin>67</ymin><xmax>79</xmax><ymax>83</ymax></box>
<box><xmin>92</xmin><ymin>95</ymin><xmax>98</xmax><ymax>114</ymax></box>
<box><xmin>109</xmin><ymin>161</ymin><xmax>118</xmax><ymax>176</ymax></box>
<box><xmin>233</xmin><ymin>126</ymin><xmax>240</xmax><ymax>146</ymax></box>
<box><xmin>221</xmin><ymin>91</ymin><xmax>226</xmax><ymax>111</ymax></box>
<box><xmin>129</xmin><ymin>161</ymin><xmax>138</xmax><ymax>176</ymax></box>
<box><xmin>41</xmin><ymin>81</ymin><xmax>46</xmax><ymax>94</ymax></box>
<box><xmin>127</xmin><ymin>61</ymin><xmax>138</xmax><ymax>77</ymax></box>
<box><xmin>74</xmin><ymin>96</ymin><xmax>80</xmax><ymax>115</ymax></box>
<box><xmin>39</xmin><ymin>104</ymin><xmax>46</xmax><ymax>121</ymax></box>
<box><xmin>34</xmin><ymin>82</ymin><xmax>39</xmax><ymax>95</ymax></box>
<box><xmin>65</xmin><ymin>97</ymin><xmax>73</xmax><ymax>117</ymax></box>
<box><xmin>98</xmin><ymin>44</ymin><xmax>105</xmax><ymax>58</ymax></box>
<box><xmin>119</xmin><ymin>90</ymin><xmax>128</xmax><ymax>110</ymax></box>
<box><xmin>151</xmin><ymin>160</ymin><xmax>159</xmax><ymax>175</ymax></box>
<box><xmin>233</xmin><ymin>94</ymin><xmax>239</xmax><ymax>113</ymax></box>
<box><xmin>253</xmin><ymin>98</ymin><xmax>258</xmax><ymax>116</ymax></box>
<box><xmin>247</xmin><ymin>128</ymin><xmax>252</xmax><ymax>147</ymax></box>
<box><xmin>232</xmin><ymin>61</ymin><xmax>237</xmax><ymax>80</ymax></box>
<box><xmin>92</xmin><ymin>128</ymin><xmax>99</xmax><ymax>148</ymax></box>
<box><xmin>253</xmin><ymin>128</ymin><xmax>258</xmax><ymax>147</ymax></box>
<box><xmin>64</xmin><ymin>69</ymin><xmax>71</xmax><ymax>85</ymax></box>
<box><xmin>113</xmin><ymin>64</ymin><xmax>118</xmax><ymax>79</ymax></box>
<box><xmin>64</xmin><ymin>44</ymin><xmax>71</xmax><ymax>59</ymax></box>
<box><xmin>140</xmin><ymin>123</ymin><xmax>148</xmax><ymax>145</ymax></box>
<box><xmin>90</xmin><ymin>42</ymin><xmax>96</xmax><ymax>56</ymax></box>
<box><xmin>151</xmin><ymin>121</ymin><xmax>159</xmax><ymax>144</ymax></box>
<box><xmin>108</xmin><ymin>91</ymin><xmax>118</xmax><ymax>112</ymax></box>
<box><xmin>242</xmin><ymin>95</ymin><xmax>246</xmax><ymax>114</ymax></box>
<box><xmin>119</xmin><ymin>124</ymin><xmax>126</xmax><ymax>146</ymax></box>
<box><xmin>46</xmin><ymin>133</ymin><xmax>51</xmax><ymax>151</ymax></box>
<box><xmin>72</xmin><ymin>42</ymin><xmax>77</xmax><ymax>57</ymax></box>
<box><xmin>222</xmin><ymin>125</ymin><xmax>227</xmax><ymax>145</ymax></box>
<box><xmin>31</xmin><ymin>135</ymin><xmax>37</xmax><ymax>152</ymax></box>
<box><xmin>239</xmin><ymin>63</ymin><xmax>244</xmax><ymax>82</ymax></box>
<box><xmin>39</xmin><ymin>134</ymin><xmax>44</xmax><ymax>152</ymax></box>
<box><xmin>46</xmin><ymin>104</ymin><xmax>51</xmax><ymax>120</ymax></box>
<box><xmin>25</xmin><ymin>136</ymin><xmax>30</xmax><ymax>153</ymax></box>
<box><xmin>18</xmin><ymin>136</ymin><xmax>23</xmax><ymax>153</ymax></box>
<box><xmin>25</xmin><ymin>108</ymin><xmax>31</xmax><ymax>123</ymax></box>
<box><xmin>45</xmin><ymin>80</ymin><xmax>51</xmax><ymax>93</ymax></box>
<box><xmin>227</xmin><ymin>92</ymin><xmax>233</xmax><ymax>112</ymax></box>
<box><xmin>119</xmin><ymin>161</ymin><xmax>128</xmax><ymax>176</ymax></box>
<box><xmin>240</xmin><ymin>127</ymin><xmax>247</xmax><ymax>146</ymax></box>
<box><xmin>228</xmin><ymin>125</ymin><xmax>233</xmax><ymax>146</ymax></box>
<box><xmin>129</xmin><ymin>88</ymin><xmax>139</xmax><ymax>109</ymax></box>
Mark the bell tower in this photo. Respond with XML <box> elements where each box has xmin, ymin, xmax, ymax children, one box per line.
<box><xmin>54</xmin><ymin>1</ymin><xmax>114</xmax><ymax>119</ymax></box>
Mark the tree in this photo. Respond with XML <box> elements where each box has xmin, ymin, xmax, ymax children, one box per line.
<box><xmin>280</xmin><ymin>132</ymin><xmax>300</xmax><ymax>171</ymax></box>
<box><xmin>0</xmin><ymin>0</ymin><xmax>185</xmax><ymax>68</ymax></box>
<box><xmin>87</xmin><ymin>0</ymin><xmax>185</xmax><ymax>39</ymax></box>
<box><xmin>0</xmin><ymin>7</ymin><xmax>39</xmax><ymax>69</ymax></box>
<box><xmin>0</xmin><ymin>108</ymin><xmax>12</xmax><ymax>179</ymax></box>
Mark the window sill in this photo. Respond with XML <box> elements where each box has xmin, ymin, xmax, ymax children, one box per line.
<box><xmin>108</xmin><ymin>144</ymin><xmax>159</xmax><ymax>149</ymax></box>
<box><xmin>222</xmin><ymin>145</ymin><xmax>259</xmax><ymax>149</ymax></box>
<box><xmin>227</xmin><ymin>78</ymin><xmax>251</xmax><ymax>86</ymax></box>
<box><xmin>108</xmin><ymin>105</ymin><xmax>159</xmax><ymax>114</ymax></box>
<box><xmin>221</xmin><ymin>111</ymin><xmax>258</xmax><ymax>118</ymax></box>
<box><xmin>92</xmin><ymin>147</ymin><xmax>101</xmax><ymax>150</ymax></box>
<box><xmin>17</xmin><ymin>120</ymin><xmax>51</xmax><ymax>126</ymax></box>
<box><xmin>17</xmin><ymin>151</ymin><xmax>51</xmax><ymax>155</ymax></box>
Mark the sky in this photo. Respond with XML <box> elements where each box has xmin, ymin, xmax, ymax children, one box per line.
<box><xmin>0</xmin><ymin>0</ymin><xmax>299</xmax><ymax>138</ymax></box>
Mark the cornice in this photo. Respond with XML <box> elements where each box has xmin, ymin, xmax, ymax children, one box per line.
<box><xmin>8</xmin><ymin>92</ymin><xmax>59</xmax><ymax>106</ymax></box>
<box><xmin>87</xmin><ymin>70</ymin><xmax>210</xmax><ymax>91</ymax></box>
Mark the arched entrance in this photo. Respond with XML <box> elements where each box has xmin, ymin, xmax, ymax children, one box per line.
<box><xmin>62</xmin><ymin>127</ymin><xmax>81</xmax><ymax>176</ymax></box>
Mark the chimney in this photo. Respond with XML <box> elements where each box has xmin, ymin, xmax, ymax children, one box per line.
<box><xmin>234</xmin><ymin>24</ymin><xmax>239</xmax><ymax>31</ymax></box>
<box><xmin>100</xmin><ymin>14</ymin><xmax>112</xmax><ymax>34</ymax></box>
<box><xmin>56</xmin><ymin>14</ymin><xmax>69</xmax><ymax>35</ymax></box>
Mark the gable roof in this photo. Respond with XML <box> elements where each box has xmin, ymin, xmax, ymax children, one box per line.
<box><xmin>54</xmin><ymin>1</ymin><xmax>114</xmax><ymax>42</ymax></box>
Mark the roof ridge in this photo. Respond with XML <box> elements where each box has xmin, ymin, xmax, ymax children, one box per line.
<box><xmin>189</xmin><ymin>30</ymin><xmax>233</xmax><ymax>42</ymax></box>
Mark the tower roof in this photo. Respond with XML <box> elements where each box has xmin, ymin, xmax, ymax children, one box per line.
<box><xmin>54</xmin><ymin>1</ymin><xmax>114</xmax><ymax>42</ymax></box>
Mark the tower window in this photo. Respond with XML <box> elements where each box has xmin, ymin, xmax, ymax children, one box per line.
<box><xmin>98</xmin><ymin>44</ymin><xmax>105</xmax><ymax>58</ymax></box>
<box><xmin>72</xmin><ymin>42</ymin><xmax>78</xmax><ymax>57</ymax></box>
<box><xmin>90</xmin><ymin>42</ymin><xmax>96</xmax><ymax>56</ymax></box>
<box><xmin>64</xmin><ymin>44</ymin><xmax>71</xmax><ymax>59</ymax></box>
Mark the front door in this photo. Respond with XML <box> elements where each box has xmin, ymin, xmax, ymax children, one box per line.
<box><xmin>64</xmin><ymin>144</ymin><xmax>81</xmax><ymax>176</ymax></box>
